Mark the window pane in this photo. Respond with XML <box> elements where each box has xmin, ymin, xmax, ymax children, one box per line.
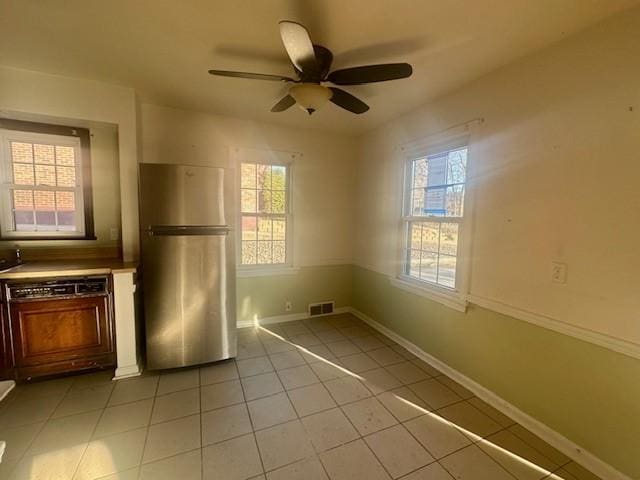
<box><xmin>56</xmin><ymin>166</ymin><xmax>76</xmax><ymax>187</ymax></box>
<box><xmin>421</xmin><ymin>222</ymin><xmax>440</xmax><ymax>252</ymax></box>
<box><xmin>438</xmin><ymin>255</ymin><xmax>457</xmax><ymax>288</ymax></box>
<box><xmin>257</xmin><ymin>190</ymin><xmax>272</xmax><ymax>213</ymax></box>
<box><xmin>242</xmin><ymin>241</ymin><xmax>257</xmax><ymax>265</ymax></box>
<box><xmin>35</xmin><ymin>164</ymin><xmax>56</xmax><ymax>186</ymax></box>
<box><xmin>273</xmin><ymin>241</ymin><xmax>286</xmax><ymax>264</ymax></box>
<box><xmin>272</xmin><ymin>166</ymin><xmax>286</xmax><ymax>190</ymax></box>
<box><xmin>241</xmin><ymin>163</ymin><xmax>257</xmax><ymax>188</ymax></box>
<box><xmin>34</xmin><ymin>190</ymin><xmax>55</xmax><ymax>210</ymax></box>
<box><xmin>257</xmin><ymin>164</ymin><xmax>271</xmax><ymax>190</ymax></box>
<box><xmin>272</xmin><ymin>218</ymin><xmax>286</xmax><ymax>241</ymax></box>
<box><xmin>419</xmin><ymin>252</ymin><xmax>438</xmax><ymax>283</ymax></box>
<box><xmin>426</xmin><ymin>152</ymin><xmax>447</xmax><ymax>187</ymax></box>
<box><xmin>257</xmin><ymin>217</ymin><xmax>272</xmax><ymax>240</ymax></box>
<box><xmin>11</xmin><ymin>142</ymin><xmax>33</xmax><ymax>163</ymax></box>
<box><xmin>34</xmin><ymin>144</ymin><xmax>55</xmax><ymax>164</ymax></box>
<box><xmin>424</xmin><ymin>186</ymin><xmax>446</xmax><ymax>216</ymax></box>
<box><xmin>13</xmin><ymin>189</ymin><xmax>34</xmax><ymax>209</ymax></box>
<box><xmin>13</xmin><ymin>163</ymin><xmax>34</xmax><ymax>185</ymax></box>
<box><xmin>257</xmin><ymin>241</ymin><xmax>272</xmax><ymax>264</ymax></box>
<box><xmin>411</xmin><ymin>189</ymin><xmax>424</xmax><ymax>216</ymax></box>
<box><xmin>445</xmin><ymin>185</ymin><xmax>465</xmax><ymax>217</ymax></box>
<box><xmin>439</xmin><ymin>223</ymin><xmax>459</xmax><ymax>256</ymax></box>
<box><xmin>14</xmin><ymin>211</ymin><xmax>34</xmax><ymax>230</ymax></box>
<box><xmin>35</xmin><ymin>211</ymin><xmax>56</xmax><ymax>229</ymax></box>
<box><xmin>56</xmin><ymin>190</ymin><xmax>75</xmax><ymax>208</ymax></box>
<box><xmin>408</xmin><ymin>250</ymin><xmax>421</xmax><ymax>277</ymax></box>
<box><xmin>271</xmin><ymin>191</ymin><xmax>285</xmax><ymax>214</ymax></box>
<box><xmin>13</xmin><ymin>190</ymin><xmax>34</xmax><ymax>231</ymax></box>
<box><xmin>242</xmin><ymin>216</ymin><xmax>257</xmax><ymax>240</ymax></box>
<box><xmin>55</xmin><ymin>146</ymin><xmax>75</xmax><ymax>166</ymax></box>
<box><xmin>57</xmin><ymin>211</ymin><xmax>76</xmax><ymax>229</ymax></box>
<box><xmin>410</xmin><ymin>224</ymin><xmax>421</xmax><ymax>250</ymax></box>
<box><xmin>446</xmin><ymin>148</ymin><xmax>467</xmax><ymax>185</ymax></box>
<box><xmin>241</xmin><ymin>189</ymin><xmax>256</xmax><ymax>213</ymax></box>
<box><xmin>412</xmin><ymin>159</ymin><xmax>428</xmax><ymax>188</ymax></box>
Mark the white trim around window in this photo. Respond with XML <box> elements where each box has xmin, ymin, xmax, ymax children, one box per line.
<box><xmin>233</xmin><ymin>147</ymin><xmax>298</xmax><ymax>276</ymax></box>
<box><xmin>395</xmin><ymin>127</ymin><xmax>477</xmax><ymax>311</ymax></box>
<box><xmin>0</xmin><ymin>129</ymin><xmax>86</xmax><ymax>239</ymax></box>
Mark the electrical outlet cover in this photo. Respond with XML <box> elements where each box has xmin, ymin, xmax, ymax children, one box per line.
<box><xmin>551</xmin><ymin>262</ymin><xmax>567</xmax><ymax>284</ymax></box>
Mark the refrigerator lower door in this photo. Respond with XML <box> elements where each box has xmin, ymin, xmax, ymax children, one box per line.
<box><xmin>142</xmin><ymin>230</ymin><xmax>236</xmax><ymax>370</ymax></box>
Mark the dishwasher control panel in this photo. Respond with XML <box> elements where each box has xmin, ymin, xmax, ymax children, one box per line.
<box><xmin>7</xmin><ymin>276</ymin><xmax>108</xmax><ymax>300</ymax></box>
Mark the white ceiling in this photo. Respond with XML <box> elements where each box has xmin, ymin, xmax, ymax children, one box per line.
<box><xmin>0</xmin><ymin>0</ymin><xmax>637</xmax><ymax>134</ymax></box>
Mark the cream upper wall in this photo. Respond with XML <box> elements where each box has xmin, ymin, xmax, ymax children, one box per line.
<box><xmin>0</xmin><ymin>66</ymin><xmax>139</xmax><ymax>259</ymax></box>
<box><xmin>355</xmin><ymin>8</ymin><xmax>640</xmax><ymax>345</ymax></box>
<box><xmin>140</xmin><ymin>103</ymin><xmax>357</xmax><ymax>267</ymax></box>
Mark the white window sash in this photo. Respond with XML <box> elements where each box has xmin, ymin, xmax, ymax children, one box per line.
<box><xmin>399</xmin><ymin>137</ymin><xmax>469</xmax><ymax>294</ymax></box>
<box><xmin>235</xmin><ymin>151</ymin><xmax>295</xmax><ymax>269</ymax></box>
<box><xmin>0</xmin><ymin>130</ymin><xmax>85</xmax><ymax>238</ymax></box>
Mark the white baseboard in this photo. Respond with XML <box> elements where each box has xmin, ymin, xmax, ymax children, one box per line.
<box><xmin>237</xmin><ymin>306</ymin><xmax>351</xmax><ymax>329</ymax></box>
<box><xmin>0</xmin><ymin>380</ymin><xmax>15</xmax><ymax>402</ymax></box>
<box><xmin>348</xmin><ymin>307</ymin><xmax>631</xmax><ymax>480</ymax></box>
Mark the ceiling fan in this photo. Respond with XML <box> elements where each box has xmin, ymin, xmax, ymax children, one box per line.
<box><xmin>208</xmin><ymin>21</ymin><xmax>413</xmax><ymax>115</ymax></box>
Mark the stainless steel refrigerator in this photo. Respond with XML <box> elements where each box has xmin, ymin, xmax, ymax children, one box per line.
<box><xmin>139</xmin><ymin>163</ymin><xmax>236</xmax><ymax>370</ymax></box>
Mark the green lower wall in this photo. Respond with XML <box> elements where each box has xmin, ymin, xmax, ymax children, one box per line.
<box><xmin>352</xmin><ymin>265</ymin><xmax>640</xmax><ymax>478</ymax></box>
<box><xmin>236</xmin><ymin>264</ymin><xmax>353</xmax><ymax>322</ymax></box>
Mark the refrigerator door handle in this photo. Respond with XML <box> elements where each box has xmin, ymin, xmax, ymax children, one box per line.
<box><xmin>147</xmin><ymin>225</ymin><xmax>231</xmax><ymax>236</ymax></box>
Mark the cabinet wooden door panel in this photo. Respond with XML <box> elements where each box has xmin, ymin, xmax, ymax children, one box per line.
<box><xmin>10</xmin><ymin>296</ymin><xmax>113</xmax><ymax>368</ymax></box>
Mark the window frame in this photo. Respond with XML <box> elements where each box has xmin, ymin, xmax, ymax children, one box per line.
<box><xmin>396</xmin><ymin>133</ymin><xmax>472</xmax><ymax>311</ymax></box>
<box><xmin>0</xmin><ymin>118</ymin><xmax>95</xmax><ymax>240</ymax></box>
<box><xmin>236</xmin><ymin>151</ymin><xmax>296</xmax><ymax>276</ymax></box>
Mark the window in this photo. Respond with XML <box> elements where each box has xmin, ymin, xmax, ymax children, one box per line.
<box><xmin>239</xmin><ymin>161</ymin><xmax>291</xmax><ymax>266</ymax></box>
<box><xmin>402</xmin><ymin>141</ymin><xmax>468</xmax><ymax>290</ymax></box>
<box><xmin>0</xmin><ymin>119</ymin><xmax>94</xmax><ymax>239</ymax></box>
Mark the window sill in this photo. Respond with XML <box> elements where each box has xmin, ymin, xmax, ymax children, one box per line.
<box><xmin>390</xmin><ymin>276</ymin><xmax>468</xmax><ymax>312</ymax></box>
<box><xmin>237</xmin><ymin>266</ymin><xmax>300</xmax><ymax>278</ymax></box>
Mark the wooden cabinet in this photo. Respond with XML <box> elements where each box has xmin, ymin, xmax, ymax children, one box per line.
<box><xmin>6</xmin><ymin>295</ymin><xmax>115</xmax><ymax>380</ymax></box>
<box><xmin>0</xmin><ymin>306</ymin><xmax>9</xmax><ymax>380</ymax></box>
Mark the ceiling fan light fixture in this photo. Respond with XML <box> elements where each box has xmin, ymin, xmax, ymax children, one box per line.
<box><xmin>289</xmin><ymin>83</ymin><xmax>332</xmax><ymax>114</ymax></box>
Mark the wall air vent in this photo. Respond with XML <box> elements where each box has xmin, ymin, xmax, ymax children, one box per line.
<box><xmin>308</xmin><ymin>301</ymin><xmax>335</xmax><ymax>317</ymax></box>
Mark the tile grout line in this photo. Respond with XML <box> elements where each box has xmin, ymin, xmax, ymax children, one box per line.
<box><xmin>236</xmin><ymin>350</ymin><xmax>269</xmax><ymax>478</ymax></box>
<box><xmin>262</xmin><ymin>317</ymin><xmax>574</xmax><ymax>479</ymax></box>
<box><xmin>70</xmin><ymin>376</ymin><xmax>118</xmax><ymax>480</ymax></box>
<box><xmin>134</xmin><ymin>373</ymin><xmax>161</xmax><ymax>478</ymax></box>
<box><xmin>0</xmin><ymin>378</ymin><xmax>75</xmax><ymax>477</ymax></box>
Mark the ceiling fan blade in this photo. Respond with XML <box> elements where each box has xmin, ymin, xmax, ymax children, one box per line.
<box><xmin>327</xmin><ymin>63</ymin><xmax>413</xmax><ymax>85</ymax></box>
<box><xmin>271</xmin><ymin>95</ymin><xmax>296</xmax><ymax>112</ymax></box>
<box><xmin>279</xmin><ymin>21</ymin><xmax>318</xmax><ymax>74</ymax></box>
<box><xmin>329</xmin><ymin>88</ymin><xmax>369</xmax><ymax>114</ymax></box>
<box><xmin>208</xmin><ymin>69</ymin><xmax>295</xmax><ymax>82</ymax></box>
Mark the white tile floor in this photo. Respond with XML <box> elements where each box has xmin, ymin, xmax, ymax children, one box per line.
<box><xmin>0</xmin><ymin>313</ymin><xmax>601</xmax><ymax>480</ymax></box>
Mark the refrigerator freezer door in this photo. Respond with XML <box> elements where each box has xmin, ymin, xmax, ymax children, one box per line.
<box><xmin>139</xmin><ymin>163</ymin><xmax>226</xmax><ymax>227</ymax></box>
<box><xmin>143</xmin><ymin>231</ymin><xmax>236</xmax><ymax>369</ymax></box>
